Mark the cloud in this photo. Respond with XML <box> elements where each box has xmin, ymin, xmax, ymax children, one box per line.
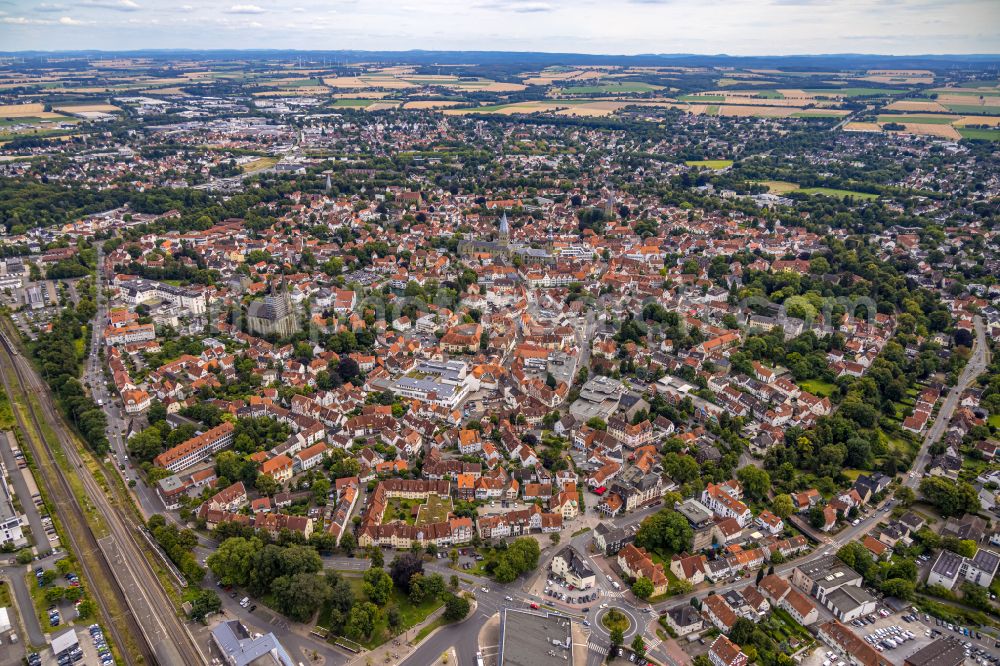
<box><xmin>226</xmin><ymin>4</ymin><xmax>266</xmax><ymax>13</ymax></box>
<box><xmin>34</xmin><ymin>3</ymin><xmax>68</xmax><ymax>12</ymax></box>
<box><xmin>476</xmin><ymin>0</ymin><xmax>554</xmax><ymax>12</ymax></box>
<box><xmin>1</xmin><ymin>16</ymin><xmax>53</xmax><ymax>24</ymax></box>
<box><xmin>59</xmin><ymin>15</ymin><xmax>88</xmax><ymax>24</ymax></box>
<box><xmin>82</xmin><ymin>0</ymin><xmax>140</xmax><ymax>10</ymax></box>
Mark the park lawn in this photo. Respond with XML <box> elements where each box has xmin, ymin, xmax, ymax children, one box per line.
<box><xmin>340</xmin><ymin>577</ymin><xmax>445</xmax><ymax>650</ymax></box>
<box><xmin>959</xmin><ymin>128</ymin><xmax>1000</xmax><ymax>141</ymax></box>
<box><xmin>798</xmin><ymin>187</ymin><xmax>878</xmax><ymax>200</ymax></box>
<box><xmin>685</xmin><ymin>159</ymin><xmax>733</xmax><ymax>169</ymax></box>
<box><xmin>799</xmin><ymin>378</ymin><xmax>836</xmax><ymax>397</ymax></box>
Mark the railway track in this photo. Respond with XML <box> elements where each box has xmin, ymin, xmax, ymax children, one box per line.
<box><xmin>0</xmin><ymin>321</ymin><xmax>205</xmax><ymax>665</ymax></box>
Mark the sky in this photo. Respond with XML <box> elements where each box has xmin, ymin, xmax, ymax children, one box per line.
<box><xmin>0</xmin><ymin>0</ymin><xmax>998</xmax><ymax>55</ymax></box>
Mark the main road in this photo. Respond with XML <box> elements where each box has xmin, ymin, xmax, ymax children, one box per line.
<box><xmin>904</xmin><ymin>315</ymin><xmax>990</xmax><ymax>490</ymax></box>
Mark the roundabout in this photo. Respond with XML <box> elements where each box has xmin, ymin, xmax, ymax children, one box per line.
<box><xmin>594</xmin><ymin>605</ymin><xmax>641</xmax><ymax>640</ymax></box>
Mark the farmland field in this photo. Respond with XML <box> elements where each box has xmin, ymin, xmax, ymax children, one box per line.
<box><xmin>678</xmin><ymin>94</ymin><xmax>725</xmax><ymax>102</ymax></box>
<box><xmin>958</xmin><ymin>128</ymin><xmax>1000</xmax><ymax>141</ymax></box>
<box><xmin>0</xmin><ymin>103</ymin><xmax>67</xmax><ymax>119</ymax></box>
<box><xmin>556</xmin><ymin>81</ymin><xmax>660</xmax><ymax>94</ymax></box>
<box><xmin>757</xmin><ymin>180</ymin><xmax>800</xmax><ymax>194</ymax></box>
<box><xmin>802</xmin><ymin>87</ymin><xmax>904</xmax><ymax>97</ymax></box>
<box><xmin>685</xmin><ymin>159</ymin><xmax>732</xmax><ymax>169</ymax></box>
<box><xmin>331</xmin><ymin>99</ymin><xmax>376</xmax><ymax>107</ymax></box>
<box><xmin>942</xmin><ymin>104</ymin><xmax>1000</xmax><ymax>115</ymax></box>
<box><xmin>877</xmin><ymin>115</ymin><xmax>958</xmax><ymax>125</ymax></box>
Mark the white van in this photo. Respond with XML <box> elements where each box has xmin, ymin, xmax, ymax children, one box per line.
<box><xmin>611</xmin><ymin>581</ymin><xmax>621</xmax><ymax>590</ymax></box>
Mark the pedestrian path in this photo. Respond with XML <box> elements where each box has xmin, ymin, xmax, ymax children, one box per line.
<box><xmin>588</xmin><ymin>639</ymin><xmax>609</xmax><ymax>656</ymax></box>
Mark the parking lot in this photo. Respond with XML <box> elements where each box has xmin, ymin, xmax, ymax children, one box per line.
<box><xmin>543</xmin><ymin>574</ymin><xmax>599</xmax><ymax>607</ymax></box>
<box><xmin>928</xmin><ymin>615</ymin><xmax>1000</xmax><ymax>664</ymax></box>
<box><xmin>849</xmin><ymin>608</ymin><xmax>1000</xmax><ymax>665</ymax></box>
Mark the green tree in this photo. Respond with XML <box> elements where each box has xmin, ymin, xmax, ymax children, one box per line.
<box><xmin>345</xmin><ymin>601</ymin><xmax>379</xmax><ymax>640</ymax></box>
<box><xmin>188</xmin><ymin>590</ymin><xmax>222</xmax><ymax>622</ymax></box>
<box><xmin>919</xmin><ymin>477</ymin><xmax>980</xmax><ymax>517</ymax></box>
<box><xmin>443</xmin><ymin>593</ymin><xmax>470</xmax><ymax>622</ymax></box>
<box><xmin>631</xmin><ymin>635</ymin><xmax>646</xmax><ymax>658</ymax></box>
<box><xmin>631</xmin><ymin>577</ymin><xmax>654</xmax><ymax>599</ymax></box>
<box><xmin>894</xmin><ymin>485</ymin><xmax>915</xmax><ymax>508</ymax></box>
<box><xmin>736</xmin><ymin>466</ymin><xmax>771</xmax><ymax>502</ymax></box>
<box><xmin>362</xmin><ymin>568</ymin><xmax>394</xmax><ymax>606</ymax></box>
<box><xmin>772</xmin><ymin>494</ymin><xmax>794</xmax><ymax>519</ymax></box>
<box><xmin>635</xmin><ymin>509</ymin><xmax>693</xmax><ymax>555</ymax></box>
<box><xmin>207</xmin><ymin>537</ymin><xmax>262</xmax><ymax>587</ymax></box>
<box><xmin>271</xmin><ymin>572</ymin><xmax>330</xmax><ymax>623</ymax></box>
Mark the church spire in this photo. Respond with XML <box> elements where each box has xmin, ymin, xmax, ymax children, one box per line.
<box><xmin>498</xmin><ymin>212</ymin><xmax>510</xmax><ymax>245</ymax></box>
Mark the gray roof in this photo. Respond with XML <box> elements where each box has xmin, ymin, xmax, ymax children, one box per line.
<box><xmin>666</xmin><ymin>604</ymin><xmax>702</xmax><ymax>627</ymax></box>
<box><xmin>826</xmin><ymin>585</ymin><xmax>877</xmax><ymax>614</ymax></box>
<box><xmin>970</xmin><ymin>548</ymin><xmax>1000</xmax><ymax>575</ymax></box>
<box><xmin>51</xmin><ymin>629</ymin><xmax>79</xmax><ymax>655</ymax></box>
<box><xmin>903</xmin><ymin>637</ymin><xmax>965</xmax><ymax>666</ymax></box>
<box><xmin>795</xmin><ymin>554</ymin><xmax>862</xmax><ymax>587</ymax></box>
<box><xmin>931</xmin><ymin>550</ymin><xmax>964</xmax><ymax>580</ymax></box>
<box><xmin>554</xmin><ymin>546</ymin><xmax>594</xmax><ymax>580</ymax></box>
<box><xmin>499</xmin><ymin>609</ymin><xmax>575</xmax><ymax>666</ymax></box>
<box><xmin>211</xmin><ymin>620</ymin><xmax>295</xmax><ymax>666</ymax></box>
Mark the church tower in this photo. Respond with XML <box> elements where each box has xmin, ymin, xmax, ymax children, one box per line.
<box><xmin>498</xmin><ymin>212</ymin><xmax>510</xmax><ymax>246</ymax></box>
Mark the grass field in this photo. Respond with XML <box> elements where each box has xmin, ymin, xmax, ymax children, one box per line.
<box><xmin>706</xmin><ymin>105</ymin><xmax>720</xmax><ymax>115</ymax></box>
<box><xmin>557</xmin><ymin>82</ymin><xmax>660</xmax><ymax>94</ymax></box>
<box><xmin>798</xmin><ymin>187</ymin><xmax>878</xmax><ymax>200</ymax></box>
<box><xmin>678</xmin><ymin>94</ymin><xmax>725</xmax><ymax>102</ymax></box>
<box><xmin>685</xmin><ymin>159</ymin><xmax>733</xmax><ymax>169</ymax></box>
<box><xmin>331</xmin><ymin>99</ymin><xmax>375</xmax><ymax>107</ymax></box>
<box><xmin>799</xmin><ymin>378</ymin><xmax>836</xmax><ymax>397</ymax></box>
<box><xmin>803</xmin><ymin>87</ymin><xmax>905</xmax><ymax>97</ymax></box>
<box><xmin>943</xmin><ymin>104</ymin><xmax>1000</xmax><ymax>115</ymax></box>
<box><xmin>959</xmin><ymin>128</ymin><xmax>1000</xmax><ymax>141</ymax></box>
<box><xmin>989</xmin><ymin>415</ymin><xmax>1000</xmax><ymax>429</ymax></box>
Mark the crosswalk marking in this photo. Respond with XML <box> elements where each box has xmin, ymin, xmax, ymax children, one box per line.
<box><xmin>588</xmin><ymin>640</ymin><xmax>609</xmax><ymax>656</ymax></box>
